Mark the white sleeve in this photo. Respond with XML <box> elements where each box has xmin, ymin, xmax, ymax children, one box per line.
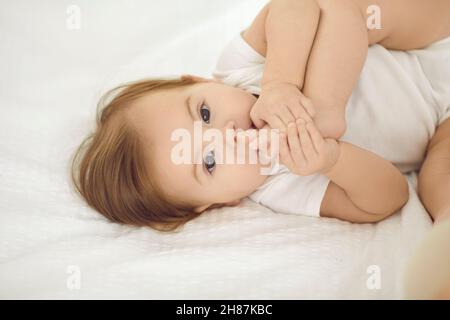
<box><xmin>212</xmin><ymin>30</ymin><xmax>266</xmax><ymax>95</ymax></box>
<box><xmin>248</xmin><ymin>172</ymin><xmax>331</xmax><ymax>218</ymax></box>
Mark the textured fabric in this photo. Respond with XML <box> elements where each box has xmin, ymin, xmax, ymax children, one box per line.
<box><xmin>249</xmin><ymin>164</ymin><xmax>330</xmax><ymax>217</ymax></box>
<box><xmin>408</xmin><ymin>36</ymin><xmax>450</xmax><ymax>125</ymax></box>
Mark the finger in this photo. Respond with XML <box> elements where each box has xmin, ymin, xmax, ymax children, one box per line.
<box><xmin>259</xmin><ymin>125</ymin><xmax>272</xmax><ymax>151</ymax></box>
<box><xmin>299</xmin><ymin>95</ymin><xmax>316</xmax><ymax>118</ymax></box>
<box><xmin>252</xmin><ymin>118</ymin><xmax>266</xmax><ymax>129</ymax></box>
<box><xmin>297</xmin><ymin>119</ymin><xmax>317</xmax><ymax>160</ymax></box>
<box><xmin>288</xmin><ymin>102</ymin><xmax>312</xmax><ymax>123</ymax></box>
<box><xmin>275</xmin><ymin>105</ymin><xmax>296</xmax><ymax>127</ymax></box>
<box><xmin>305</xmin><ymin>121</ymin><xmax>325</xmax><ymax>153</ymax></box>
<box><xmin>250</xmin><ymin>115</ymin><xmax>266</xmax><ymax>129</ymax></box>
<box><xmin>250</xmin><ymin>110</ymin><xmax>267</xmax><ymax>129</ymax></box>
<box><xmin>266</xmin><ymin>114</ymin><xmax>288</xmax><ymax>133</ymax></box>
<box><xmin>278</xmin><ymin>132</ymin><xmax>295</xmax><ymax>169</ymax></box>
<box><xmin>287</xmin><ymin>121</ymin><xmax>306</xmax><ymax>166</ymax></box>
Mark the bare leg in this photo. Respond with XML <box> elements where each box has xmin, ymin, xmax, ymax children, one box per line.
<box><xmin>403</xmin><ymin>219</ymin><xmax>450</xmax><ymax>299</ymax></box>
<box><xmin>404</xmin><ymin>118</ymin><xmax>450</xmax><ymax>299</ymax></box>
<box><xmin>418</xmin><ymin>118</ymin><xmax>450</xmax><ymax>224</ymax></box>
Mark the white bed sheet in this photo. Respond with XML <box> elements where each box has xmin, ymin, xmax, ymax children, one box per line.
<box><xmin>0</xmin><ymin>0</ymin><xmax>433</xmax><ymax>299</ymax></box>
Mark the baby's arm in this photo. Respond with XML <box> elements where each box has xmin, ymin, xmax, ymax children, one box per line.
<box><xmin>247</xmin><ymin>0</ymin><xmax>320</xmax><ymax>130</ymax></box>
<box><xmin>301</xmin><ymin>0</ymin><xmax>369</xmax><ymax>139</ymax></box>
<box><xmin>248</xmin><ymin>0</ymin><xmax>370</xmax><ymax>138</ymax></box>
<box><xmin>320</xmin><ymin>141</ymin><xmax>409</xmax><ymax>222</ymax></box>
<box><xmin>279</xmin><ymin>119</ymin><xmax>409</xmax><ymax>222</ymax></box>
<box><xmin>262</xmin><ymin>0</ymin><xmax>319</xmax><ymax>87</ymax></box>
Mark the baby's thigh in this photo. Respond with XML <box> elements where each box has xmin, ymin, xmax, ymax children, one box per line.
<box><xmin>418</xmin><ymin>118</ymin><xmax>450</xmax><ymax>219</ymax></box>
<box><xmin>428</xmin><ymin>118</ymin><xmax>450</xmax><ymax>151</ymax></box>
<box><xmin>356</xmin><ymin>0</ymin><xmax>450</xmax><ymax>49</ymax></box>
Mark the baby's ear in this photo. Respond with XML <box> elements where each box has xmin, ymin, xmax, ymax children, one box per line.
<box><xmin>181</xmin><ymin>74</ymin><xmax>221</xmax><ymax>84</ymax></box>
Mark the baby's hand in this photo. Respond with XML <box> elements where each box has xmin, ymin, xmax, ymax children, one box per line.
<box><xmin>250</xmin><ymin>81</ymin><xmax>315</xmax><ymax>130</ymax></box>
<box><xmin>279</xmin><ymin>118</ymin><xmax>340</xmax><ymax>176</ymax></box>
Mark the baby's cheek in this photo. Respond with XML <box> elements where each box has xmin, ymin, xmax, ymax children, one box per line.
<box><xmin>229</xmin><ymin>163</ymin><xmax>265</xmax><ymax>193</ymax></box>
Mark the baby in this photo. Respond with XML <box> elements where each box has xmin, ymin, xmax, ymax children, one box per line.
<box><xmin>72</xmin><ymin>0</ymin><xmax>450</xmax><ymax>231</ymax></box>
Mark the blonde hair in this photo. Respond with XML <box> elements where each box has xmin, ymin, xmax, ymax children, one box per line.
<box><xmin>72</xmin><ymin>76</ymin><xmax>202</xmax><ymax>232</ymax></box>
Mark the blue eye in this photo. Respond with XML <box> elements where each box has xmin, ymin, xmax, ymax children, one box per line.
<box><xmin>203</xmin><ymin>150</ymin><xmax>215</xmax><ymax>174</ymax></box>
<box><xmin>200</xmin><ymin>103</ymin><xmax>210</xmax><ymax>124</ymax></box>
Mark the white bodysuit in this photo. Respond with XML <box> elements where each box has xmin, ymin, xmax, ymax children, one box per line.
<box><xmin>212</xmin><ymin>31</ymin><xmax>450</xmax><ymax>217</ymax></box>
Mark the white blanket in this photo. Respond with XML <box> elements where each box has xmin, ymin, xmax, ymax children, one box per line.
<box><xmin>0</xmin><ymin>0</ymin><xmax>433</xmax><ymax>299</ymax></box>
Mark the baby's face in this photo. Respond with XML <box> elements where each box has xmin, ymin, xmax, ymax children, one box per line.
<box><xmin>126</xmin><ymin>80</ymin><xmax>269</xmax><ymax>211</ymax></box>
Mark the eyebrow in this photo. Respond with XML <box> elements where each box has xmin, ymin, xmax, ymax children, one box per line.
<box><xmin>185</xmin><ymin>94</ymin><xmax>202</xmax><ymax>185</ymax></box>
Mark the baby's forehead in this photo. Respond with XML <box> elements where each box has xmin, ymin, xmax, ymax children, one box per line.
<box><xmin>129</xmin><ymin>87</ymin><xmax>182</xmax><ymax>110</ymax></box>
<box><xmin>126</xmin><ymin>88</ymin><xmax>185</xmax><ymax>126</ymax></box>
<box><xmin>125</xmin><ymin>88</ymin><xmax>193</xmax><ymax>153</ymax></box>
